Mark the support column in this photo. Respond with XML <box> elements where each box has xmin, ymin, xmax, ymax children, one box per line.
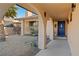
<box><xmin>24</xmin><ymin>21</ymin><xmax>31</xmax><ymax>35</ymax></box>
<box><xmin>46</xmin><ymin>18</ymin><xmax>53</xmax><ymax>41</ymax></box>
<box><xmin>21</xmin><ymin>20</ymin><xmax>24</xmax><ymax>36</ymax></box>
<box><xmin>38</xmin><ymin>19</ymin><xmax>46</xmax><ymax>49</ymax></box>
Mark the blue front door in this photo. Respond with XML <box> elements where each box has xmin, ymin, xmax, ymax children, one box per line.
<box><xmin>58</xmin><ymin>21</ymin><xmax>65</xmax><ymax>37</ymax></box>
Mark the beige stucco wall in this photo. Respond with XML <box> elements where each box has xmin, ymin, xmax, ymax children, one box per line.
<box><xmin>68</xmin><ymin>4</ymin><xmax>79</xmax><ymax>55</ymax></box>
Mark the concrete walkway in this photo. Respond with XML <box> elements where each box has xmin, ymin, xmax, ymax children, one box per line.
<box><xmin>0</xmin><ymin>35</ymin><xmax>36</xmax><ymax>56</ymax></box>
<box><xmin>0</xmin><ymin>35</ymin><xmax>71</xmax><ymax>56</ymax></box>
<box><xmin>36</xmin><ymin>39</ymin><xmax>71</xmax><ymax>56</ymax></box>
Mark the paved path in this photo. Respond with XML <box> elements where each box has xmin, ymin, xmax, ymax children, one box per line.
<box><xmin>0</xmin><ymin>35</ymin><xmax>71</xmax><ymax>56</ymax></box>
<box><xmin>0</xmin><ymin>35</ymin><xmax>35</xmax><ymax>56</ymax></box>
<box><xmin>36</xmin><ymin>39</ymin><xmax>71</xmax><ymax>56</ymax></box>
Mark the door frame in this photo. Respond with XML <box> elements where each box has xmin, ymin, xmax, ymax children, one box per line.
<box><xmin>57</xmin><ymin>21</ymin><xmax>65</xmax><ymax>37</ymax></box>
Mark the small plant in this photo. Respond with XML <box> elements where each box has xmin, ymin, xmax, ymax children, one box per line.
<box><xmin>30</xmin><ymin>26</ymin><xmax>34</xmax><ymax>35</ymax></box>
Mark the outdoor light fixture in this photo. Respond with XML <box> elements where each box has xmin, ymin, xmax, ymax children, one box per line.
<box><xmin>67</xmin><ymin>19</ymin><xmax>69</xmax><ymax>24</ymax></box>
<box><xmin>44</xmin><ymin>11</ymin><xmax>46</xmax><ymax>17</ymax></box>
<box><xmin>70</xmin><ymin>13</ymin><xmax>72</xmax><ymax>22</ymax></box>
<box><xmin>72</xmin><ymin>3</ymin><xmax>76</xmax><ymax>12</ymax></box>
<box><xmin>69</xmin><ymin>3</ymin><xmax>76</xmax><ymax>23</ymax></box>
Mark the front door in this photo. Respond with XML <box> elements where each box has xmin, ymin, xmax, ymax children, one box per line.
<box><xmin>58</xmin><ymin>21</ymin><xmax>65</xmax><ymax>37</ymax></box>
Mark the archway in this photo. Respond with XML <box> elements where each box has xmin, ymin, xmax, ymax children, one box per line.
<box><xmin>18</xmin><ymin>3</ymin><xmax>47</xmax><ymax>49</ymax></box>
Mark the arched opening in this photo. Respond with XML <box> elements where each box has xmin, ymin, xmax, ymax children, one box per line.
<box><xmin>0</xmin><ymin>3</ymin><xmax>46</xmax><ymax>55</ymax></box>
<box><xmin>4</xmin><ymin>4</ymin><xmax>37</xmax><ymax>36</ymax></box>
<box><xmin>17</xmin><ymin>4</ymin><xmax>46</xmax><ymax>49</ymax></box>
<box><xmin>23</xmin><ymin>3</ymin><xmax>47</xmax><ymax>49</ymax></box>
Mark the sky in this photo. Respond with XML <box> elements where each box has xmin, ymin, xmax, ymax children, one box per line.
<box><xmin>15</xmin><ymin>5</ymin><xmax>27</xmax><ymax>18</ymax></box>
<box><xmin>15</xmin><ymin>5</ymin><xmax>36</xmax><ymax>18</ymax></box>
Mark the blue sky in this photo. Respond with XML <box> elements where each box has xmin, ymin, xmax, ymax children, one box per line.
<box><xmin>15</xmin><ymin>5</ymin><xmax>36</xmax><ymax>18</ymax></box>
<box><xmin>15</xmin><ymin>5</ymin><xmax>27</xmax><ymax>18</ymax></box>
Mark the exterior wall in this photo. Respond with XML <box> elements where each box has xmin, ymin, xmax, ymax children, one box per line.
<box><xmin>68</xmin><ymin>4</ymin><xmax>79</xmax><ymax>55</ymax></box>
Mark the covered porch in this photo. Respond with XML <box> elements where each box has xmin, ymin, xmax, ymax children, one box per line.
<box><xmin>0</xmin><ymin>3</ymin><xmax>78</xmax><ymax>56</ymax></box>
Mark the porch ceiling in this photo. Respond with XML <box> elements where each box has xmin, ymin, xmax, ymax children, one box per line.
<box><xmin>32</xmin><ymin>3</ymin><xmax>72</xmax><ymax>20</ymax></box>
<box><xmin>0</xmin><ymin>3</ymin><xmax>71</xmax><ymax>20</ymax></box>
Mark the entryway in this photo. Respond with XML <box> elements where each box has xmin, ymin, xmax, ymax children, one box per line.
<box><xmin>58</xmin><ymin>21</ymin><xmax>65</xmax><ymax>37</ymax></box>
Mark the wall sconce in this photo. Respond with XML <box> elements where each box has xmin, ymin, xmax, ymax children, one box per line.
<box><xmin>55</xmin><ymin>24</ymin><xmax>56</xmax><ymax>28</ymax></box>
<box><xmin>67</xmin><ymin>19</ymin><xmax>69</xmax><ymax>24</ymax></box>
<box><xmin>72</xmin><ymin>3</ymin><xmax>76</xmax><ymax>12</ymax></box>
<box><xmin>70</xmin><ymin>13</ymin><xmax>72</xmax><ymax>22</ymax></box>
<box><xmin>44</xmin><ymin>11</ymin><xmax>46</xmax><ymax>18</ymax></box>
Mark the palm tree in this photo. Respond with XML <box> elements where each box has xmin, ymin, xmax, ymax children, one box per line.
<box><xmin>0</xmin><ymin>6</ymin><xmax>17</xmax><ymax>41</ymax></box>
<box><xmin>4</xmin><ymin>6</ymin><xmax>17</xmax><ymax>18</ymax></box>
